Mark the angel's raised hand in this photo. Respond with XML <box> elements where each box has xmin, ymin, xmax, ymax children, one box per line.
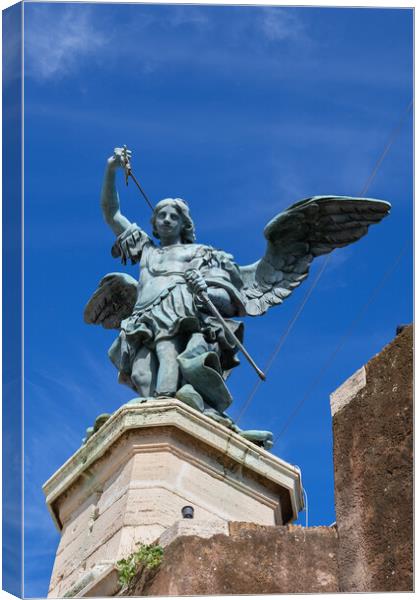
<box><xmin>108</xmin><ymin>147</ymin><xmax>132</xmax><ymax>169</ymax></box>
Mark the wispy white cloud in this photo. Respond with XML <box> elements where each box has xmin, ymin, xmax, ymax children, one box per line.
<box><xmin>25</xmin><ymin>6</ymin><xmax>106</xmax><ymax>81</ymax></box>
<box><xmin>24</xmin><ymin>4</ymin><xmax>312</xmax><ymax>82</ymax></box>
<box><xmin>23</xmin><ymin>4</ymin><xmax>409</xmax><ymax>93</ymax></box>
<box><xmin>166</xmin><ymin>6</ymin><xmax>210</xmax><ymax>29</ymax></box>
<box><xmin>24</xmin><ymin>4</ymin><xmax>213</xmax><ymax>82</ymax></box>
<box><xmin>259</xmin><ymin>8</ymin><xmax>307</xmax><ymax>43</ymax></box>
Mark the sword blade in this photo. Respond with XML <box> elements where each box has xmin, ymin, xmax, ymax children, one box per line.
<box><xmin>129</xmin><ymin>171</ymin><xmax>154</xmax><ymax>211</ymax></box>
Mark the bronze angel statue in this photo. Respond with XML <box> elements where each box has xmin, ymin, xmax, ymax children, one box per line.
<box><xmin>84</xmin><ymin>147</ymin><xmax>390</xmax><ymax>443</ymax></box>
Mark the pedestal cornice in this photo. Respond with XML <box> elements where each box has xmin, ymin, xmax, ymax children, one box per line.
<box><xmin>43</xmin><ymin>399</ymin><xmax>303</xmax><ymax>530</ymax></box>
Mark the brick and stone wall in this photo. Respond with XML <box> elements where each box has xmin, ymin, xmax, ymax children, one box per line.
<box><xmin>122</xmin><ymin>326</ymin><xmax>413</xmax><ymax>596</ymax></box>
<box><xmin>331</xmin><ymin>324</ymin><xmax>413</xmax><ymax>592</ymax></box>
<box><xmin>126</xmin><ymin>523</ymin><xmax>339</xmax><ymax>596</ymax></box>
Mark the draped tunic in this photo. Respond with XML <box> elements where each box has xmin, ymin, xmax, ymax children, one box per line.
<box><xmin>108</xmin><ymin>225</ymin><xmax>246</xmax><ymax>411</ymax></box>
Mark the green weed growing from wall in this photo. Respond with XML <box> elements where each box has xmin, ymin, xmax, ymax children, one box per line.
<box><xmin>116</xmin><ymin>543</ymin><xmax>164</xmax><ymax>588</ymax></box>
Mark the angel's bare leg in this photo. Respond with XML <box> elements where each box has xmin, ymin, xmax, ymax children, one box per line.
<box><xmin>131</xmin><ymin>346</ymin><xmax>158</xmax><ymax>397</ymax></box>
<box><xmin>155</xmin><ymin>337</ymin><xmax>183</xmax><ymax>396</ymax></box>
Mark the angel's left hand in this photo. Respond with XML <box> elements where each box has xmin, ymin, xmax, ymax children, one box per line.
<box><xmin>185</xmin><ymin>269</ymin><xmax>208</xmax><ymax>295</ymax></box>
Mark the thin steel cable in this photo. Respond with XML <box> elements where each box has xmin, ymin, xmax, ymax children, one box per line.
<box><xmin>236</xmin><ymin>98</ymin><xmax>413</xmax><ymax>424</ymax></box>
<box><xmin>275</xmin><ymin>241</ymin><xmax>409</xmax><ymax>439</ymax></box>
<box><xmin>359</xmin><ymin>99</ymin><xmax>413</xmax><ymax>196</ymax></box>
<box><xmin>303</xmin><ymin>487</ymin><xmax>309</xmax><ymax>528</ymax></box>
<box><xmin>236</xmin><ymin>255</ymin><xmax>330</xmax><ymax>423</ymax></box>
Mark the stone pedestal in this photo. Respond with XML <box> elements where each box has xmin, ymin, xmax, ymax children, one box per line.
<box><xmin>43</xmin><ymin>399</ymin><xmax>303</xmax><ymax>597</ymax></box>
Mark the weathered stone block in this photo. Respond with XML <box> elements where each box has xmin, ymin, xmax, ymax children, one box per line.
<box><xmin>125</xmin><ymin>523</ymin><xmax>338</xmax><ymax>596</ymax></box>
<box><xmin>331</xmin><ymin>325</ymin><xmax>413</xmax><ymax>592</ymax></box>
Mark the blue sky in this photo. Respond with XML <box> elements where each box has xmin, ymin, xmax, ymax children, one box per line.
<box><xmin>22</xmin><ymin>3</ymin><xmax>413</xmax><ymax>597</ymax></box>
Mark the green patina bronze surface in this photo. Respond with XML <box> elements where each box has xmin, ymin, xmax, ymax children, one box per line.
<box><xmin>84</xmin><ymin>147</ymin><xmax>391</xmax><ymax>449</ymax></box>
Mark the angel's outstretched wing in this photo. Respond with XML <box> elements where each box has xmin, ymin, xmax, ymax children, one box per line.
<box><xmin>239</xmin><ymin>196</ymin><xmax>391</xmax><ymax>317</ymax></box>
<box><xmin>84</xmin><ymin>273</ymin><xmax>138</xmax><ymax>329</ymax></box>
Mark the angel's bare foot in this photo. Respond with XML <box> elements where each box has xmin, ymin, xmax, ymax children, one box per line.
<box><xmin>153</xmin><ymin>391</ymin><xmax>176</xmax><ymax>398</ymax></box>
<box><xmin>176</xmin><ymin>384</ymin><xmax>204</xmax><ymax>412</ymax></box>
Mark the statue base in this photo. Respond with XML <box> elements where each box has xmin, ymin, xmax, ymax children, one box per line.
<box><xmin>43</xmin><ymin>399</ymin><xmax>303</xmax><ymax>597</ymax></box>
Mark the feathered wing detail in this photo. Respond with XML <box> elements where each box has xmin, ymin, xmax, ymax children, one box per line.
<box><xmin>84</xmin><ymin>273</ymin><xmax>138</xmax><ymax>330</ymax></box>
<box><xmin>239</xmin><ymin>196</ymin><xmax>391</xmax><ymax>316</ymax></box>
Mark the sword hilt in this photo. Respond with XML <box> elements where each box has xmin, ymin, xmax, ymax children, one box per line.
<box><xmin>121</xmin><ymin>145</ymin><xmax>131</xmax><ymax>186</ymax></box>
<box><xmin>119</xmin><ymin>145</ymin><xmax>154</xmax><ymax>211</ymax></box>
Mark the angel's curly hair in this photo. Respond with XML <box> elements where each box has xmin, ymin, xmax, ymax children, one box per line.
<box><xmin>151</xmin><ymin>198</ymin><xmax>196</xmax><ymax>244</ymax></box>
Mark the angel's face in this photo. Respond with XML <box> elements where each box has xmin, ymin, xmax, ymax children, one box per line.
<box><xmin>155</xmin><ymin>205</ymin><xmax>184</xmax><ymax>244</ymax></box>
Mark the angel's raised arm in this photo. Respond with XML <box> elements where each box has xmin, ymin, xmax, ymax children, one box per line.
<box><xmin>101</xmin><ymin>148</ymin><xmax>133</xmax><ymax>236</ymax></box>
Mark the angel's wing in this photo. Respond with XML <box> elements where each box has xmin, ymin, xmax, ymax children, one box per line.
<box><xmin>239</xmin><ymin>196</ymin><xmax>391</xmax><ymax>316</ymax></box>
<box><xmin>84</xmin><ymin>273</ymin><xmax>138</xmax><ymax>329</ymax></box>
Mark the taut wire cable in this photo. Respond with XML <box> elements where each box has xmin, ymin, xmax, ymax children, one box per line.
<box><xmin>275</xmin><ymin>240</ymin><xmax>409</xmax><ymax>439</ymax></box>
<box><xmin>235</xmin><ymin>98</ymin><xmax>413</xmax><ymax>425</ymax></box>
